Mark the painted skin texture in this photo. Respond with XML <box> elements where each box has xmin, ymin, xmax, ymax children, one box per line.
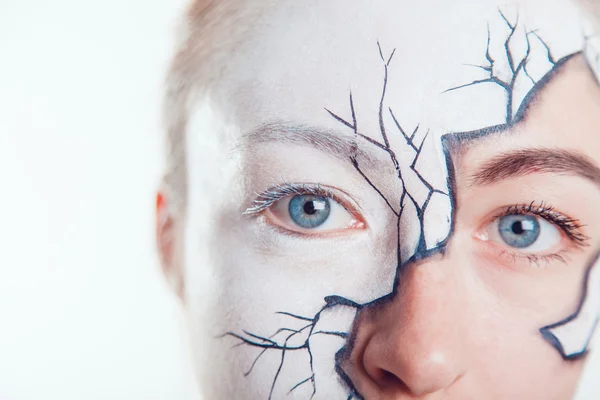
<box><xmin>157</xmin><ymin>0</ymin><xmax>600</xmax><ymax>399</ymax></box>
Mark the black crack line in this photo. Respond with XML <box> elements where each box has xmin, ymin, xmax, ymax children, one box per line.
<box><xmin>325</xmin><ymin>107</ymin><xmax>389</xmax><ymax>152</ymax></box>
<box><xmin>506</xmin><ymin>31</ymin><xmax>531</xmax><ymax>122</ymax></box>
<box><xmin>389</xmin><ymin>107</ymin><xmax>418</xmax><ymax>152</ymax></box>
<box><xmin>288</xmin><ymin>376</ymin><xmax>313</xmax><ymax>394</ymax></box>
<box><xmin>276</xmin><ymin>311</ymin><xmax>313</xmax><ymax>322</ymax></box>
<box><xmin>446</xmin><ymin>23</ymin><xmax>506</xmax><ymax>91</ymax></box>
<box><xmin>523</xmin><ymin>62</ymin><xmax>536</xmax><ymax>84</ymax></box>
<box><xmin>240</xmin><ymin>325</ymin><xmax>312</xmax><ymax>374</ymax></box>
<box><xmin>329</xmin><ymin>41</ymin><xmax>448</xmax><ymax>259</ymax></box>
<box><xmin>307</xmin><ymin>338</ymin><xmax>317</xmax><ymax>399</ymax></box>
<box><xmin>387</xmin><ymin>106</ymin><xmax>445</xmax><ymax>254</ymax></box>
<box><xmin>443</xmin><ymin>76</ymin><xmax>509</xmax><ymax>93</ymax></box>
<box><xmin>351</xmin><ymin>157</ymin><xmax>399</xmax><ymax>216</ymax></box>
<box><xmin>485</xmin><ymin>23</ymin><xmax>495</xmax><ymax>69</ymax></box>
<box><xmin>243</xmin><ymin>330</ymin><xmax>279</xmax><ymax>346</ymax></box>
<box><xmin>389</xmin><ymin>109</ymin><xmax>448</xmax><ymax>196</ymax></box>
<box><xmin>350</xmin><ymin>91</ymin><xmax>358</xmax><ymax>147</ymax></box>
<box><xmin>529</xmin><ymin>30</ymin><xmax>556</xmax><ymax>65</ymax></box>
<box><xmin>376</xmin><ymin>41</ymin><xmax>403</xmax><ymax>181</ymax></box>
<box><xmin>313</xmin><ymin>330</ymin><xmax>349</xmax><ymax>338</ymax></box>
<box><xmin>244</xmin><ymin>348</ymin><xmax>268</xmax><ymax>376</ymax></box>
<box><xmin>269</xmin><ymin>330</ymin><xmax>297</xmax><ymax>400</ymax></box>
<box><xmin>445</xmin><ymin>10</ymin><xmax>534</xmax><ymax>124</ymax></box>
<box><xmin>224</xmin><ymin>297</ymin><xmax>362</xmax><ymax>399</ymax></box>
<box><xmin>325</xmin><ymin>108</ymin><xmax>354</xmax><ymax>130</ymax></box>
<box><xmin>325</xmin><ymin>42</ymin><xmax>425</xmax><ymax>221</ymax></box>
<box><xmin>499</xmin><ymin>9</ymin><xmax>519</xmax><ymax>74</ymax></box>
<box><xmin>375</xmin><ymin>43</ymin><xmax>433</xmax><ymax>252</ymax></box>
<box><xmin>325</xmin><ymin>92</ymin><xmax>401</xmax><ymax>217</ymax></box>
<box><xmin>223</xmin><ymin>332</ymin><xmax>306</xmax><ymax>350</ymax></box>
<box><xmin>357</xmin><ymin>133</ymin><xmax>389</xmax><ymax>151</ymax></box>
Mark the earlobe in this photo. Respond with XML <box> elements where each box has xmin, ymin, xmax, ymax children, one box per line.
<box><xmin>156</xmin><ymin>191</ymin><xmax>185</xmax><ymax>301</ymax></box>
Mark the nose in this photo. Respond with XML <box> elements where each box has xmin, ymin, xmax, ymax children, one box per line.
<box><xmin>343</xmin><ymin>254</ymin><xmax>468</xmax><ymax>398</ymax></box>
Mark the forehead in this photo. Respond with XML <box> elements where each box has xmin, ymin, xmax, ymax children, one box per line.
<box><xmin>212</xmin><ymin>0</ymin><xmax>586</xmax><ymax>137</ymax></box>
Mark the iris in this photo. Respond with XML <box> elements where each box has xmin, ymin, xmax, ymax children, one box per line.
<box><xmin>288</xmin><ymin>195</ymin><xmax>331</xmax><ymax>229</ymax></box>
<box><xmin>498</xmin><ymin>214</ymin><xmax>541</xmax><ymax>248</ymax></box>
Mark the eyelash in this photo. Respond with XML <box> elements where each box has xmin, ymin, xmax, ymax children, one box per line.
<box><xmin>498</xmin><ymin>250</ymin><xmax>571</xmax><ymax>267</ymax></box>
<box><xmin>246</xmin><ymin>188</ymin><xmax>590</xmax><ymax>265</ymax></box>
<box><xmin>243</xmin><ymin>182</ymin><xmax>342</xmax><ymax>215</ymax></box>
<box><xmin>493</xmin><ymin>201</ymin><xmax>589</xmax><ymax>266</ymax></box>
<box><xmin>496</xmin><ymin>201</ymin><xmax>589</xmax><ymax>246</ymax></box>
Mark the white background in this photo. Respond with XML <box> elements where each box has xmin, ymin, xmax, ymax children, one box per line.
<box><xmin>0</xmin><ymin>0</ymin><xmax>198</xmax><ymax>399</ymax></box>
<box><xmin>0</xmin><ymin>1</ymin><xmax>598</xmax><ymax>399</ymax></box>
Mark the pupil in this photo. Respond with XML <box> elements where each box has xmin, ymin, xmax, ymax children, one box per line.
<box><xmin>303</xmin><ymin>201</ymin><xmax>316</xmax><ymax>215</ymax></box>
<box><xmin>511</xmin><ymin>221</ymin><xmax>524</xmax><ymax>235</ymax></box>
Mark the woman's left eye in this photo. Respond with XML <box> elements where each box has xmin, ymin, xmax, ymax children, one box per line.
<box><xmin>486</xmin><ymin>213</ymin><xmax>562</xmax><ymax>253</ymax></box>
<box><xmin>265</xmin><ymin>193</ymin><xmax>364</xmax><ymax>234</ymax></box>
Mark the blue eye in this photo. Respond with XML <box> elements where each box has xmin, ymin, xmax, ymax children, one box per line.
<box><xmin>498</xmin><ymin>214</ymin><xmax>541</xmax><ymax>248</ymax></box>
<box><xmin>288</xmin><ymin>195</ymin><xmax>331</xmax><ymax>229</ymax></box>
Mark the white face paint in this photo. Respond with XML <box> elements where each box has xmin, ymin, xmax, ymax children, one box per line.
<box><xmin>541</xmin><ymin>252</ymin><xmax>600</xmax><ymax>359</ymax></box>
<box><xmin>173</xmin><ymin>0</ymin><xmax>600</xmax><ymax>398</ymax></box>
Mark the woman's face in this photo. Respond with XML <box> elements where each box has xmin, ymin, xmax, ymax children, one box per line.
<box><xmin>159</xmin><ymin>0</ymin><xmax>600</xmax><ymax>398</ymax></box>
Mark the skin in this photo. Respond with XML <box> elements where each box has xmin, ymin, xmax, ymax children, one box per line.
<box><xmin>157</xmin><ymin>0</ymin><xmax>600</xmax><ymax>398</ymax></box>
<box><xmin>342</xmin><ymin>55</ymin><xmax>600</xmax><ymax>399</ymax></box>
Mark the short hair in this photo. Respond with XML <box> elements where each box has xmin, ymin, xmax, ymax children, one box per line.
<box><xmin>161</xmin><ymin>0</ymin><xmax>600</xmax><ymax>215</ymax></box>
<box><xmin>162</xmin><ymin>0</ymin><xmax>273</xmax><ymax>214</ymax></box>
<box><xmin>581</xmin><ymin>0</ymin><xmax>600</xmax><ymax>21</ymax></box>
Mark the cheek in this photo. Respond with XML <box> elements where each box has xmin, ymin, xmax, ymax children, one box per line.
<box><xmin>213</xmin><ymin>228</ymin><xmax>394</xmax><ymax>330</ymax></box>
<box><xmin>458</xmin><ymin>253</ymin><xmax>590</xmax><ymax>396</ymax></box>
<box><xmin>449</xmin><ymin>260</ymin><xmax>587</xmax><ymax>397</ymax></box>
<box><xmin>469</xmin><ymin>246</ymin><xmax>588</xmax><ymax>330</ymax></box>
<box><xmin>471</xmin><ymin>324</ymin><xmax>585</xmax><ymax>399</ymax></box>
<box><xmin>191</xmin><ymin>228</ymin><xmax>378</xmax><ymax>398</ymax></box>
<box><xmin>182</xmin><ymin>97</ymin><xmax>248</xmax><ymax>311</ymax></box>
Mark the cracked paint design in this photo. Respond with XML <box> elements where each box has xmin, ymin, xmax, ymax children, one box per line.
<box><xmin>223</xmin><ymin>8</ymin><xmax>600</xmax><ymax>399</ymax></box>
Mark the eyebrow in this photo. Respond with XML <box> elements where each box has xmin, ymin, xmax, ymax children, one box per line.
<box><xmin>239</xmin><ymin>121</ymin><xmax>381</xmax><ymax>166</ymax></box>
<box><xmin>471</xmin><ymin>148</ymin><xmax>600</xmax><ymax>188</ymax></box>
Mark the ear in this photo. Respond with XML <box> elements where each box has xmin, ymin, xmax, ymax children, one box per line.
<box><xmin>156</xmin><ymin>190</ymin><xmax>185</xmax><ymax>302</ymax></box>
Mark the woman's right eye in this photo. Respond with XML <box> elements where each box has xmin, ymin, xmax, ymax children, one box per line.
<box><xmin>287</xmin><ymin>195</ymin><xmax>332</xmax><ymax>228</ymax></box>
<box><xmin>264</xmin><ymin>193</ymin><xmax>365</xmax><ymax>235</ymax></box>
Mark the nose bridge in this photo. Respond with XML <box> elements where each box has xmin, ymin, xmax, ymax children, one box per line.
<box><xmin>398</xmin><ymin>254</ymin><xmax>463</xmax><ymax>323</ymax></box>
<box><xmin>359</xmin><ymin>253</ymin><xmax>469</xmax><ymax>397</ymax></box>
<box><xmin>393</xmin><ymin>254</ymin><xmax>467</xmax><ymax>356</ymax></box>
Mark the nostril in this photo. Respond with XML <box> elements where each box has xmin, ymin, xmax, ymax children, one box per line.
<box><xmin>383</xmin><ymin>369</ymin><xmax>399</xmax><ymax>381</ymax></box>
<box><xmin>361</xmin><ymin>332</ymin><xmax>464</xmax><ymax>396</ymax></box>
<box><xmin>376</xmin><ymin>368</ymin><xmax>411</xmax><ymax>392</ymax></box>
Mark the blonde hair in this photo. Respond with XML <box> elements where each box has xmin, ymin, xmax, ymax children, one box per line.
<box><xmin>162</xmin><ymin>0</ymin><xmax>272</xmax><ymax>213</ymax></box>
<box><xmin>161</xmin><ymin>0</ymin><xmax>600</xmax><ymax>214</ymax></box>
<box><xmin>580</xmin><ymin>0</ymin><xmax>600</xmax><ymax>20</ymax></box>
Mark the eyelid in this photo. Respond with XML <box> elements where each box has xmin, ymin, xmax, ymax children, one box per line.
<box><xmin>493</xmin><ymin>202</ymin><xmax>589</xmax><ymax>247</ymax></box>
<box><xmin>476</xmin><ymin>201</ymin><xmax>590</xmax><ymax>266</ymax></box>
<box><xmin>267</xmin><ymin>205</ymin><xmax>366</xmax><ymax>238</ymax></box>
<box><xmin>475</xmin><ymin>202</ymin><xmax>591</xmax><ymax>268</ymax></box>
<box><xmin>244</xmin><ymin>182</ymin><xmax>367</xmax><ymax>238</ymax></box>
<box><xmin>244</xmin><ymin>182</ymin><xmax>364</xmax><ymax>218</ymax></box>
